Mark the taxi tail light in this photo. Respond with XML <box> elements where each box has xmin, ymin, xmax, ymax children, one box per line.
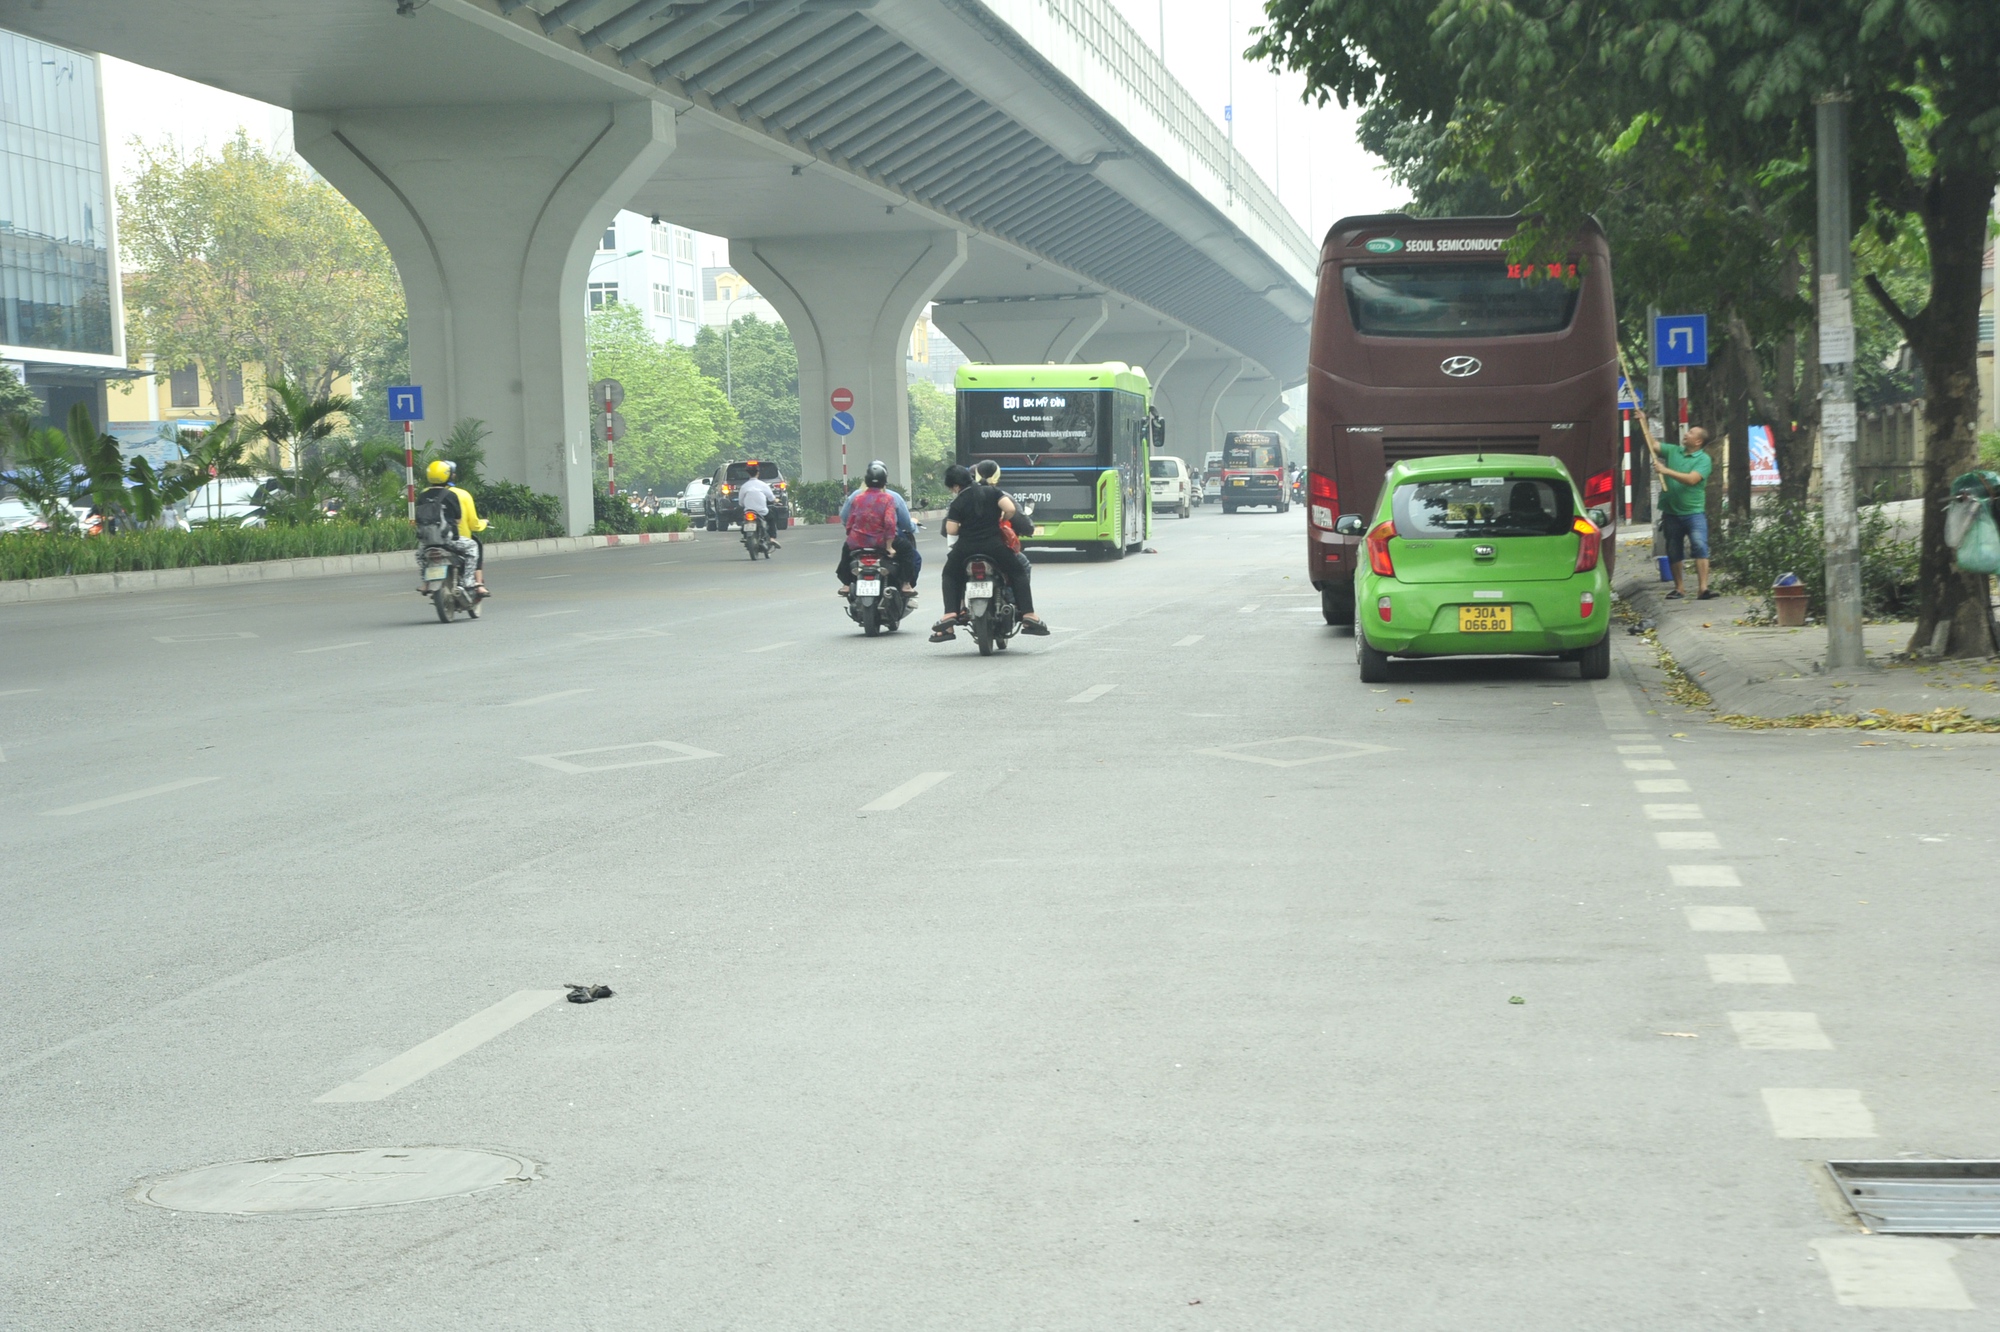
<box><xmin>1572</xmin><ymin>515</ymin><xmax>1601</xmax><ymax>573</ymax></box>
<box><xmin>1584</xmin><ymin>470</ymin><xmax>1615</xmax><ymax>507</ymax></box>
<box><xmin>1366</xmin><ymin>520</ymin><xmax>1396</xmax><ymax>576</ymax></box>
<box><xmin>1580</xmin><ymin>591</ymin><xmax>1597</xmax><ymax>618</ymax></box>
<box><xmin>1376</xmin><ymin>596</ymin><xmax>1393</xmax><ymax>622</ymax></box>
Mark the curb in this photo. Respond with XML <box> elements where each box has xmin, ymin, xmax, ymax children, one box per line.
<box><xmin>0</xmin><ymin>530</ymin><xmax>698</xmax><ymax>605</ymax></box>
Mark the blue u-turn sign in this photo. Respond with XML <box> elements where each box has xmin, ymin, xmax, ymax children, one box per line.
<box><xmin>387</xmin><ymin>385</ymin><xmax>424</xmax><ymax>422</ymax></box>
<box><xmin>1653</xmin><ymin>315</ymin><xmax>1708</xmax><ymax>368</ymax></box>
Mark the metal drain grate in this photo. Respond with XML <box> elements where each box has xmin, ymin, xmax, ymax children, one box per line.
<box><xmin>1827</xmin><ymin>1160</ymin><xmax>2000</xmax><ymax>1235</ymax></box>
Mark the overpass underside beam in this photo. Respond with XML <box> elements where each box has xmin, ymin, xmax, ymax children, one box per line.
<box><xmin>732</xmin><ymin>231</ymin><xmax>967</xmax><ymax>489</ymax></box>
<box><xmin>296</xmin><ymin>101</ymin><xmax>674</xmax><ymax>536</ymax></box>
<box><xmin>1152</xmin><ymin>357</ymin><xmax>1245</xmax><ymax>466</ymax></box>
<box><xmin>931</xmin><ymin>297</ymin><xmax>1108</xmax><ymax>367</ymax></box>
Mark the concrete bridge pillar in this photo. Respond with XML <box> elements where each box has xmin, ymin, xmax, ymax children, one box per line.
<box><xmin>297</xmin><ymin>101</ymin><xmax>674</xmax><ymax>536</ymax></box>
<box><xmin>1220</xmin><ymin>377</ymin><xmax>1284</xmax><ymax>438</ymax></box>
<box><xmin>930</xmin><ymin>296</ymin><xmax>1108</xmax><ymax>366</ymax></box>
<box><xmin>1151</xmin><ymin>356</ymin><xmax>1243</xmax><ymax>466</ymax></box>
<box><xmin>731</xmin><ymin>231</ymin><xmax>965</xmax><ymax>489</ymax></box>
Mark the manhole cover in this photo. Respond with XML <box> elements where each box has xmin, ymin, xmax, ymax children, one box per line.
<box><xmin>1827</xmin><ymin>1160</ymin><xmax>2000</xmax><ymax>1235</ymax></box>
<box><xmin>136</xmin><ymin>1146</ymin><xmax>537</xmax><ymax>1215</ymax></box>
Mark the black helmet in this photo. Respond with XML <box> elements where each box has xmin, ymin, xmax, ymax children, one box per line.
<box><xmin>864</xmin><ymin>460</ymin><xmax>889</xmax><ymax>487</ymax></box>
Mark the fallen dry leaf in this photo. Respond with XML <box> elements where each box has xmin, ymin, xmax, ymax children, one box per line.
<box><xmin>1658</xmin><ymin>1031</ymin><xmax>1700</xmax><ymax>1039</ymax></box>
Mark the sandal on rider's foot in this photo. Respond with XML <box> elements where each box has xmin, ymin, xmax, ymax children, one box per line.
<box><xmin>928</xmin><ymin>618</ymin><xmax>959</xmax><ymax>643</ymax></box>
<box><xmin>474</xmin><ymin>586</ymin><xmax>492</xmax><ymax>598</ymax></box>
<box><xmin>838</xmin><ymin>585</ymin><xmax>852</xmax><ymax>596</ymax></box>
<box><xmin>1020</xmin><ymin>618</ymin><xmax>1051</xmax><ymax>636</ymax></box>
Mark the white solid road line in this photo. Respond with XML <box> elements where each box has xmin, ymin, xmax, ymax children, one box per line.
<box><xmin>1729</xmin><ymin>1011</ymin><xmax>1833</xmax><ymax>1049</ymax></box>
<box><xmin>296</xmin><ymin>641</ymin><xmax>371</xmax><ymax>655</ymax></box>
<box><xmin>1067</xmin><ymin>683</ymin><xmax>1116</xmax><ymax>703</ymax></box>
<box><xmin>1656</xmin><ymin>830</ymin><xmax>1720</xmax><ymax>849</ymax></box>
<box><xmin>1809</xmin><ymin>1237</ymin><xmax>1976</xmax><ymax>1310</ymax></box>
<box><xmin>0</xmin><ymin>688</ymin><xmax>40</xmax><ymax>698</ymax></box>
<box><xmin>151</xmin><ymin>632</ymin><xmax>257</xmax><ymax>643</ymax></box>
<box><xmin>41</xmin><ymin>776</ymin><xmax>221</xmax><ymax>818</ymax></box>
<box><xmin>1684</xmin><ymin>905</ymin><xmax>1765</xmax><ymax>932</ymax></box>
<box><xmin>860</xmin><ymin>770</ymin><xmax>953</xmax><ymax>812</ymax></box>
<box><xmin>530</xmin><ymin>609</ymin><xmax>583</xmax><ymax>618</ymax></box>
<box><xmin>506</xmin><ymin>688</ymin><xmax>593</xmax><ymax>708</ymax></box>
<box><xmin>536</xmin><ymin>574</ymin><xmax>572</xmax><ymax>579</ymax></box>
<box><xmin>315</xmin><ymin>988</ymin><xmax>566</xmax><ymax>1103</ymax></box>
<box><xmin>747</xmin><ymin>641</ymin><xmax>797</xmax><ymax>653</ymax></box>
<box><xmin>1707</xmin><ymin>954</ymin><xmax>1796</xmax><ymax>984</ymax></box>
<box><xmin>1761</xmin><ymin>1088</ymin><xmax>1876</xmax><ymax>1138</ymax></box>
<box><xmin>1669</xmin><ymin>864</ymin><xmax>1742</xmax><ymax>887</ymax></box>
<box><xmin>1174</xmin><ymin>635</ymin><xmax>1204</xmax><ymax>646</ymax></box>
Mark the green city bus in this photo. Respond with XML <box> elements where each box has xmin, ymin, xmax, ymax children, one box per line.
<box><xmin>954</xmin><ymin>362</ymin><xmax>1152</xmax><ymax>557</ymax></box>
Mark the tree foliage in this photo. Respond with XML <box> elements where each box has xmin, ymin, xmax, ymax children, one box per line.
<box><xmin>0</xmin><ymin>367</ymin><xmax>40</xmax><ymax>421</ymax></box>
<box><xmin>588</xmin><ymin>303</ymin><xmax>740</xmax><ymax>492</ymax></box>
<box><xmin>119</xmin><ymin>133</ymin><xmax>404</xmax><ymax>411</ymax></box>
<box><xmin>692</xmin><ymin>315</ymin><xmax>799</xmax><ymax>478</ymax></box>
<box><xmin>1253</xmin><ymin>0</ymin><xmax>2000</xmax><ymax>654</ymax></box>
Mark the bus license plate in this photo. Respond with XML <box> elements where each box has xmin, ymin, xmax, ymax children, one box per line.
<box><xmin>1459</xmin><ymin>605</ymin><xmax>1512</xmax><ymax>633</ymax></box>
<box><xmin>857</xmin><ymin>579</ymin><xmax>881</xmax><ymax>596</ymax></box>
<box><xmin>967</xmin><ymin>580</ymin><xmax>994</xmax><ymax>598</ymax></box>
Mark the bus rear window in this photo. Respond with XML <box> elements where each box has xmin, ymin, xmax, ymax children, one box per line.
<box><xmin>1226</xmin><ymin>443</ymin><xmax>1281</xmax><ymax>469</ymax></box>
<box><xmin>1391</xmin><ymin>477</ymin><xmax>1573</xmax><ymax>538</ymax></box>
<box><xmin>1343</xmin><ymin>262</ymin><xmax>1580</xmax><ymax>338</ymax></box>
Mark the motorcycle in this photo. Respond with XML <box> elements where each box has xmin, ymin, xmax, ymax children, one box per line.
<box><xmin>417</xmin><ymin>544</ymin><xmax>481</xmax><ymax>623</ymax></box>
<box><xmin>741</xmin><ymin>512</ymin><xmax>772</xmax><ymax>560</ymax></box>
<box><xmin>845</xmin><ymin>547</ymin><xmax>907</xmax><ymax>636</ymax></box>
<box><xmin>963</xmin><ymin>552</ymin><xmax>1020</xmax><ymax>656</ymax></box>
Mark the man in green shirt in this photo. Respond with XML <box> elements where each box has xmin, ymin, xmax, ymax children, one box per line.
<box><xmin>1651</xmin><ymin>426</ymin><xmax>1715</xmax><ymax>600</ymax></box>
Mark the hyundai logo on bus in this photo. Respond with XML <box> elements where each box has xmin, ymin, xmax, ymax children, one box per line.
<box><xmin>1440</xmin><ymin>356</ymin><xmax>1484</xmax><ymax>378</ymax></box>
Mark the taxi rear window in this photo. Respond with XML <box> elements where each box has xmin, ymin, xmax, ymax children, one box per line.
<box><xmin>1391</xmin><ymin>476</ymin><xmax>1572</xmax><ymax>538</ymax></box>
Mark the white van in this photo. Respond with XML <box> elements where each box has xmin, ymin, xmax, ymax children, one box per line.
<box><xmin>1148</xmin><ymin>455</ymin><xmax>1191</xmax><ymax>519</ymax></box>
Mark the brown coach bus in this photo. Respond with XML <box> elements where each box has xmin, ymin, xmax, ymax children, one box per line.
<box><xmin>1304</xmin><ymin>214</ymin><xmax>1621</xmax><ymax>624</ymax></box>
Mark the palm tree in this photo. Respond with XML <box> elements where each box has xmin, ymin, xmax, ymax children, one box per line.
<box><xmin>2</xmin><ymin>413</ymin><xmax>83</xmax><ymax>533</ymax></box>
<box><xmin>258</xmin><ymin>373</ymin><xmax>352</xmax><ymax>477</ymax></box>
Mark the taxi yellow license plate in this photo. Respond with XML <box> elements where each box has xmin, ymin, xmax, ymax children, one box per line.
<box><xmin>1459</xmin><ymin>605</ymin><xmax>1512</xmax><ymax>632</ymax></box>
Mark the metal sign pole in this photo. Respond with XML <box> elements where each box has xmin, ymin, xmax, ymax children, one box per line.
<box><xmin>1621</xmin><ymin>407</ymin><xmax>1633</xmax><ymax>524</ymax></box>
<box><xmin>1677</xmin><ymin>368</ymin><xmax>1689</xmax><ymax>445</ymax></box>
<box><xmin>403</xmin><ymin>421</ymin><xmax>415</xmax><ymax>520</ymax></box>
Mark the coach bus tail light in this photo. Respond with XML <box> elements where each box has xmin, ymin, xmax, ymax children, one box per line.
<box><xmin>1584</xmin><ymin>466</ymin><xmax>1616</xmax><ymax>508</ymax></box>
<box><xmin>1572</xmin><ymin>515</ymin><xmax>1602</xmax><ymax>573</ymax></box>
<box><xmin>1580</xmin><ymin>591</ymin><xmax>1597</xmax><ymax>619</ymax></box>
<box><xmin>1365</xmin><ymin>520</ymin><xmax>1397</xmax><ymax>577</ymax></box>
<box><xmin>1308</xmin><ymin>471</ymin><xmax>1339</xmax><ymax>531</ymax></box>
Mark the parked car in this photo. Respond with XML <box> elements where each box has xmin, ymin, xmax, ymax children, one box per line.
<box><xmin>703</xmin><ymin>460</ymin><xmax>790</xmax><ymax>532</ymax></box>
<box><xmin>0</xmin><ymin>496</ymin><xmax>94</xmax><ymax>532</ymax></box>
<box><xmin>182</xmin><ymin>477</ymin><xmax>269</xmax><ymax>527</ymax></box>
<box><xmin>1148</xmin><ymin>456</ymin><xmax>1192</xmax><ymax>518</ymax></box>
<box><xmin>679</xmin><ymin>477</ymin><xmax>711</xmax><ymax>516</ymax></box>
<box><xmin>1350</xmin><ymin>453</ymin><xmax>1611</xmax><ymax>683</ymax></box>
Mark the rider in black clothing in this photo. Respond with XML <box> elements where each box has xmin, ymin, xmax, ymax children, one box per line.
<box><xmin>931</xmin><ymin>461</ymin><xmax>1048</xmax><ymax>641</ymax></box>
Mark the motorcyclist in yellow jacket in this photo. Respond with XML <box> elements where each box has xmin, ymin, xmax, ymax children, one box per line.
<box><xmin>417</xmin><ymin>459</ymin><xmax>491</xmax><ymax>597</ymax></box>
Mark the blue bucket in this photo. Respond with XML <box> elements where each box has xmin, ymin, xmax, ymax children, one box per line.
<box><xmin>1656</xmin><ymin>555</ymin><xmax>1672</xmax><ymax>582</ymax></box>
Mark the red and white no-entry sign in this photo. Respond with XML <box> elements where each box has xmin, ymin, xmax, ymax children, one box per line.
<box><xmin>830</xmin><ymin>386</ymin><xmax>853</xmax><ymax>412</ymax></box>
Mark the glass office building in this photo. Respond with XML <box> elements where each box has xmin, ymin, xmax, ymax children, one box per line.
<box><xmin>0</xmin><ymin>28</ymin><xmax>124</xmax><ymax>425</ymax></box>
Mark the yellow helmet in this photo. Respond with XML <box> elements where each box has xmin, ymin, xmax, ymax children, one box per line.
<box><xmin>425</xmin><ymin>460</ymin><xmax>455</xmax><ymax>484</ymax></box>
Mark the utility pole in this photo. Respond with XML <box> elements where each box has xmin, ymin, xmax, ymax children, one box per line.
<box><xmin>1817</xmin><ymin>93</ymin><xmax>1864</xmax><ymax>669</ymax></box>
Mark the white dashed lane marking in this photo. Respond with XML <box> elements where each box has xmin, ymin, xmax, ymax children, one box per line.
<box><xmin>1656</xmin><ymin>830</ymin><xmax>1719</xmax><ymax>849</ymax></box>
<box><xmin>1706</xmin><ymin>955</ymin><xmax>1795</xmax><ymax>984</ymax></box>
<box><xmin>1174</xmin><ymin>635</ymin><xmax>1204</xmax><ymax>646</ymax></box>
<box><xmin>1761</xmin><ymin>1088</ymin><xmax>1876</xmax><ymax>1138</ymax></box>
<box><xmin>1067</xmin><ymin>684</ymin><xmax>1116</xmax><ymax>704</ymax></box>
<box><xmin>1635</xmin><ymin>779</ymin><xmax>1692</xmax><ymax>793</ymax></box>
<box><xmin>1810</xmin><ymin>1238</ymin><xmax>1976</xmax><ymax>1310</ymax></box>
<box><xmin>1645</xmin><ymin>803</ymin><xmax>1704</xmax><ymax>820</ymax></box>
<box><xmin>1728</xmin><ymin>1011</ymin><xmax>1833</xmax><ymax>1050</ymax></box>
<box><xmin>296</xmin><ymin>641</ymin><xmax>371</xmax><ymax>655</ymax></box>
<box><xmin>1684</xmin><ymin>905</ymin><xmax>1765</xmax><ymax>932</ymax></box>
<box><xmin>859</xmin><ymin>771</ymin><xmax>953</xmax><ymax>812</ymax></box>
<box><xmin>1624</xmin><ymin>759</ymin><xmax>1677</xmax><ymax>771</ymax></box>
<box><xmin>1669</xmin><ymin>864</ymin><xmax>1742</xmax><ymax>888</ymax></box>
<box><xmin>41</xmin><ymin>776</ymin><xmax>222</xmax><ymax>818</ymax></box>
<box><xmin>506</xmin><ymin>688</ymin><xmax>592</xmax><ymax>708</ymax></box>
<box><xmin>316</xmin><ymin>989</ymin><xmax>566</xmax><ymax>1103</ymax></box>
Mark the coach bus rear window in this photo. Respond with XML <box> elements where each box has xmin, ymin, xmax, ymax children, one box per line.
<box><xmin>1342</xmin><ymin>262</ymin><xmax>1580</xmax><ymax>338</ymax></box>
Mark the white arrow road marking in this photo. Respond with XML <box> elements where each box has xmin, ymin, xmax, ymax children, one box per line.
<box><xmin>316</xmin><ymin>989</ymin><xmax>566</xmax><ymax>1103</ymax></box>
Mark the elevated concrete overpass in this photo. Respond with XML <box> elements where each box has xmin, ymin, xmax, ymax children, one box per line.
<box><xmin>0</xmin><ymin>0</ymin><xmax>1315</xmax><ymax>531</ymax></box>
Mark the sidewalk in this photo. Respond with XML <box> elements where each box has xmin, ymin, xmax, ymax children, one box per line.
<box><xmin>1614</xmin><ymin>537</ymin><xmax>2000</xmax><ymax>721</ymax></box>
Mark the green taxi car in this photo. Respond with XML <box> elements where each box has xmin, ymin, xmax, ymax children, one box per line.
<box><xmin>1343</xmin><ymin>454</ymin><xmax>1612</xmax><ymax>682</ymax></box>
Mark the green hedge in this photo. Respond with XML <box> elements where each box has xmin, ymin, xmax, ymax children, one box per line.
<box><xmin>0</xmin><ymin>520</ymin><xmax>421</xmax><ymax>581</ymax></box>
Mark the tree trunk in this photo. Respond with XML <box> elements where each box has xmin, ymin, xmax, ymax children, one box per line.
<box><xmin>1902</xmin><ymin>164</ymin><xmax>2000</xmax><ymax>658</ymax></box>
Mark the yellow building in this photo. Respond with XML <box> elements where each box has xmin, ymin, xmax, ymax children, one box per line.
<box><xmin>106</xmin><ymin>356</ymin><xmax>354</xmax><ymax>470</ymax></box>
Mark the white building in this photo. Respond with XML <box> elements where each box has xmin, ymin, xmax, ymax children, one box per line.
<box><xmin>586</xmin><ymin>212</ymin><xmax>704</xmax><ymax>346</ymax></box>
